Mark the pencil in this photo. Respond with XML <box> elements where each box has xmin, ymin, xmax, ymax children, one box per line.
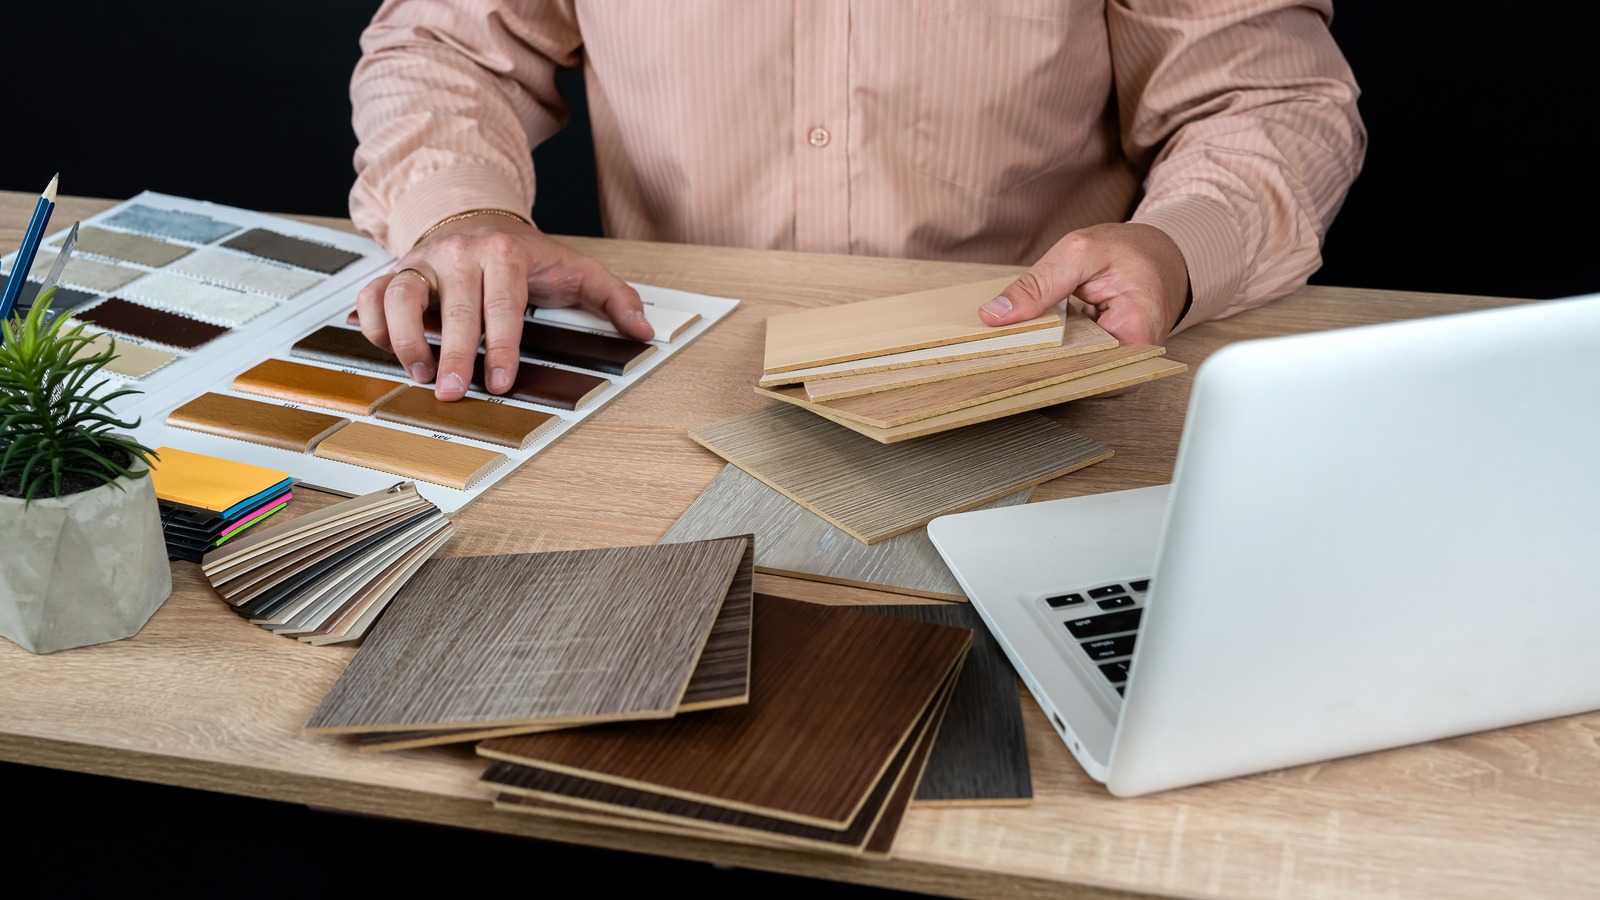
<box><xmin>0</xmin><ymin>173</ymin><xmax>60</xmax><ymax>323</ymax></box>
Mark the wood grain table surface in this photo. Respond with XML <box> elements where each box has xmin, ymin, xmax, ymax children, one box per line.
<box><xmin>3</xmin><ymin>191</ymin><xmax>1597</xmax><ymax>900</ymax></box>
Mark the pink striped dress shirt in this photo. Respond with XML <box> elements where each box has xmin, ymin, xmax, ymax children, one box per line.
<box><xmin>349</xmin><ymin>1</ymin><xmax>1365</xmax><ymax>330</ymax></box>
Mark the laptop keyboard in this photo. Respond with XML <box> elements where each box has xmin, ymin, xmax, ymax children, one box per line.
<box><xmin>1042</xmin><ymin>579</ymin><xmax>1150</xmax><ymax>696</ymax></box>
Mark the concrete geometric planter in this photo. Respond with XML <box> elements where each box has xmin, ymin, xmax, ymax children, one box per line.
<box><xmin>0</xmin><ymin>457</ymin><xmax>172</xmax><ymax>654</ymax></box>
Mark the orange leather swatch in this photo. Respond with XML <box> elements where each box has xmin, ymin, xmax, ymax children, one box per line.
<box><xmin>313</xmin><ymin>421</ymin><xmax>507</xmax><ymax>490</ymax></box>
<box><xmin>232</xmin><ymin>358</ymin><xmax>407</xmax><ymax>416</ymax></box>
<box><xmin>167</xmin><ymin>392</ymin><xmax>350</xmax><ymax>453</ymax></box>
<box><xmin>374</xmin><ymin>387</ymin><xmax>559</xmax><ymax>449</ymax></box>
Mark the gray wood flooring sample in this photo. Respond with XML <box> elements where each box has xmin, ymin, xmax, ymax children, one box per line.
<box><xmin>661</xmin><ymin>464</ymin><xmax>1029</xmax><ymax>600</ymax></box>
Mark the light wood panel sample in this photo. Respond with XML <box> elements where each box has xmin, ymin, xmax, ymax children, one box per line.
<box><xmin>305</xmin><ymin>536</ymin><xmax>754</xmax><ymax>734</ymax></box>
<box><xmin>689</xmin><ymin>404</ymin><xmax>1110</xmax><ymax>543</ymax></box>
<box><xmin>803</xmin><ymin>319</ymin><xmax>1117</xmax><ymax>401</ymax></box>
<box><xmin>757</xmin><ymin>322</ymin><xmax>1072</xmax><ymax>388</ymax></box>
<box><xmin>478</xmin><ymin>594</ymin><xmax>971</xmax><ymax>828</ymax></box>
<box><xmin>167</xmin><ymin>392</ymin><xmax>349</xmax><ymax>452</ymax></box>
<box><xmin>813</xmin><ymin>343</ymin><xmax>1167</xmax><ymax>428</ymax></box>
<box><xmin>313</xmin><ymin>422</ymin><xmax>507</xmax><ymax>490</ymax></box>
<box><xmin>864</xmin><ymin>604</ymin><xmax>1032</xmax><ymax>807</ymax></box>
<box><xmin>758</xmin><ymin>356</ymin><xmax>1189</xmax><ymax>443</ymax></box>
<box><xmin>374</xmin><ymin>386</ymin><xmax>559</xmax><ymax>449</ymax></box>
<box><xmin>662</xmin><ymin>463</ymin><xmax>1030</xmax><ymax>600</ymax></box>
<box><xmin>762</xmin><ymin>277</ymin><xmax>1060</xmax><ymax>374</ymax></box>
<box><xmin>232</xmin><ymin>357</ymin><xmax>407</xmax><ymax>416</ymax></box>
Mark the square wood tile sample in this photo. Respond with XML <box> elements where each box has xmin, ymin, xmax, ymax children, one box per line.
<box><xmin>689</xmin><ymin>404</ymin><xmax>1111</xmax><ymax>543</ymax></box>
<box><xmin>304</xmin><ymin>535</ymin><xmax>754</xmax><ymax>734</ymax></box>
<box><xmin>756</xmin><ymin>321</ymin><xmax>1073</xmax><ymax>388</ymax></box>
<box><xmin>661</xmin><ymin>463</ymin><xmax>1030</xmax><ymax>600</ymax></box>
<box><xmin>762</xmin><ymin>277</ymin><xmax>1060</xmax><ymax>374</ymax></box>
<box><xmin>478</xmin><ymin>594</ymin><xmax>971</xmax><ymax>829</ymax></box>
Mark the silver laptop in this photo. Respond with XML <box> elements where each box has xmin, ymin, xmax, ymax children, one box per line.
<box><xmin>928</xmin><ymin>293</ymin><xmax>1600</xmax><ymax>797</ymax></box>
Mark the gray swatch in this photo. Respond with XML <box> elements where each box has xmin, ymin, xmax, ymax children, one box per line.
<box><xmin>101</xmin><ymin>204</ymin><xmax>239</xmax><ymax>244</ymax></box>
<box><xmin>0</xmin><ymin>274</ymin><xmax>100</xmax><ymax>314</ymax></box>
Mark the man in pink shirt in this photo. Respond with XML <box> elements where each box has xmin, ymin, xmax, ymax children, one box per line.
<box><xmin>350</xmin><ymin>2</ymin><xmax>1365</xmax><ymax>401</ymax></box>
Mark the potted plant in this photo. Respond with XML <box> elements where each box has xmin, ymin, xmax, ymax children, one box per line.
<box><xmin>0</xmin><ymin>292</ymin><xmax>171</xmax><ymax>654</ymax></box>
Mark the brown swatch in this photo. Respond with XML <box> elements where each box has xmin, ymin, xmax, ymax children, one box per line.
<box><xmin>477</xmin><ymin>595</ymin><xmax>972</xmax><ymax>828</ymax></box>
<box><xmin>304</xmin><ymin>536</ymin><xmax>754</xmax><ymax>734</ymax></box>
<box><xmin>312</xmin><ymin>422</ymin><xmax>507</xmax><ymax>490</ymax></box>
<box><xmin>374</xmin><ymin>386</ymin><xmax>559</xmax><ymax>449</ymax></box>
<box><xmin>291</xmin><ymin>325</ymin><xmax>408</xmax><ymax>378</ymax></box>
<box><xmin>690</xmin><ymin>404</ymin><xmax>1112</xmax><ymax>543</ymax></box>
<box><xmin>232</xmin><ymin>358</ymin><xmax>407</xmax><ymax>416</ymax></box>
<box><xmin>410</xmin><ymin>310</ymin><xmax>656</xmax><ymax>376</ymax></box>
<box><xmin>65</xmin><ymin>225</ymin><xmax>192</xmax><ymax>267</ymax></box>
<box><xmin>74</xmin><ymin>297</ymin><xmax>230</xmax><ymax>349</ymax></box>
<box><xmin>167</xmin><ymin>392</ymin><xmax>350</xmax><ymax>453</ymax></box>
<box><xmin>222</xmin><ymin>228</ymin><xmax>363</xmax><ymax>274</ymax></box>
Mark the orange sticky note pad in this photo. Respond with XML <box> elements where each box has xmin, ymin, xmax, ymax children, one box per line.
<box><xmin>148</xmin><ymin>446</ymin><xmax>291</xmax><ymax>511</ymax></box>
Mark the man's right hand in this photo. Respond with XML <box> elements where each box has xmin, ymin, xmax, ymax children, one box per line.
<box><xmin>354</xmin><ymin>212</ymin><xmax>654</xmax><ymax>402</ymax></box>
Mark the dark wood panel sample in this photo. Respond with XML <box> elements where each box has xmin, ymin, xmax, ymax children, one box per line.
<box><xmin>304</xmin><ymin>536</ymin><xmax>755</xmax><ymax>734</ymax></box>
<box><xmin>291</xmin><ymin>324</ymin><xmax>408</xmax><ymax>378</ymax></box>
<box><xmin>864</xmin><ymin>604</ymin><xmax>1032</xmax><ymax>807</ymax></box>
<box><xmin>689</xmin><ymin>404</ymin><xmax>1112</xmax><ymax>543</ymax></box>
<box><xmin>375</xmin><ymin>386</ymin><xmax>559</xmax><ymax>450</ymax></box>
<box><xmin>232</xmin><ymin>358</ymin><xmax>407</xmax><ymax>416</ymax></box>
<box><xmin>167</xmin><ymin>392</ymin><xmax>349</xmax><ymax>453</ymax></box>
<box><xmin>477</xmin><ymin>594</ymin><xmax>972</xmax><ymax>828</ymax></box>
<box><xmin>222</xmin><ymin>227</ymin><xmax>363</xmax><ymax>274</ymax></box>
<box><xmin>408</xmin><ymin>309</ymin><xmax>656</xmax><ymax>375</ymax></box>
<box><xmin>75</xmin><ymin>296</ymin><xmax>230</xmax><ymax>349</ymax></box>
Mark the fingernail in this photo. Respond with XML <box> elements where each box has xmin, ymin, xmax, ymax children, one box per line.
<box><xmin>443</xmin><ymin>372</ymin><xmax>465</xmax><ymax>394</ymax></box>
<box><xmin>409</xmin><ymin>363</ymin><xmax>431</xmax><ymax>384</ymax></box>
<box><xmin>981</xmin><ymin>296</ymin><xmax>1012</xmax><ymax>318</ymax></box>
<box><xmin>490</xmin><ymin>367</ymin><xmax>509</xmax><ymax>392</ymax></box>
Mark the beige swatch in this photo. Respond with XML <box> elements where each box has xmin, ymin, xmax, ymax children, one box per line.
<box><xmin>76</xmin><ymin>333</ymin><xmax>177</xmax><ymax>379</ymax></box>
<box><xmin>62</xmin><ymin>225</ymin><xmax>192</xmax><ymax>267</ymax></box>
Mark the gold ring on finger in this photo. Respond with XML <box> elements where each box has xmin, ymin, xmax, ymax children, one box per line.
<box><xmin>395</xmin><ymin>266</ymin><xmax>435</xmax><ymax>294</ymax></box>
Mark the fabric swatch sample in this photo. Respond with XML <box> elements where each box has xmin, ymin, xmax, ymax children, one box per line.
<box><xmin>100</xmin><ymin>203</ymin><xmax>240</xmax><ymax>244</ymax></box>
<box><xmin>167</xmin><ymin>392</ymin><xmax>351</xmax><ymax>453</ymax></box>
<box><xmin>374</xmin><ymin>386</ymin><xmax>560</xmax><ymax>449</ymax></box>
<box><xmin>168</xmin><ymin>247</ymin><xmax>325</xmax><ymax>299</ymax></box>
<box><xmin>26</xmin><ymin>250</ymin><xmax>143</xmax><ymax>294</ymax></box>
<box><xmin>62</xmin><ymin>225</ymin><xmax>192</xmax><ymax>267</ymax></box>
<box><xmin>75</xmin><ymin>333</ymin><xmax>178</xmax><ymax>379</ymax></box>
<box><xmin>232</xmin><ymin>358</ymin><xmax>407</xmax><ymax>416</ymax></box>
<box><xmin>222</xmin><ymin>228</ymin><xmax>363</xmax><ymax>274</ymax></box>
<box><xmin>149</xmin><ymin>446</ymin><xmax>292</xmax><ymax>512</ymax></box>
<box><xmin>73</xmin><ymin>297</ymin><xmax>230</xmax><ymax>349</ymax></box>
<box><xmin>312</xmin><ymin>421</ymin><xmax>507</xmax><ymax>490</ymax></box>
<box><xmin>123</xmin><ymin>272</ymin><xmax>277</xmax><ymax>326</ymax></box>
<box><xmin>0</xmin><ymin>275</ymin><xmax>99</xmax><ymax>314</ymax></box>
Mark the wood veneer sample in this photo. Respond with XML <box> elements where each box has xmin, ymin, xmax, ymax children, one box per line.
<box><xmin>304</xmin><ymin>536</ymin><xmax>754</xmax><ymax>734</ymax></box>
<box><xmin>300</xmin><ymin>525</ymin><xmax>456</xmax><ymax>646</ymax></box>
<box><xmin>689</xmin><ymin>404</ymin><xmax>1111</xmax><ymax>543</ymax></box>
<box><xmin>236</xmin><ymin>509</ymin><xmax>442</xmax><ymax>621</ymax></box>
<box><xmin>804</xmin><ymin>319</ymin><xmax>1117</xmax><ymax>401</ymax></box>
<box><xmin>865</xmin><ymin>604</ymin><xmax>1032</xmax><ymax>807</ymax></box>
<box><xmin>762</xmin><ymin>277</ymin><xmax>1059</xmax><ymax>374</ymax></box>
<box><xmin>410</xmin><ymin>309</ymin><xmax>656</xmax><ymax>375</ymax></box>
<box><xmin>75</xmin><ymin>297</ymin><xmax>230</xmax><ymax>349</ymax></box>
<box><xmin>222</xmin><ymin>227</ymin><xmax>363</xmax><ymax>274</ymax></box>
<box><xmin>661</xmin><ymin>463</ymin><xmax>1030</xmax><ymax>600</ymax></box>
<box><xmin>477</xmin><ymin>594</ymin><xmax>971</xmax><ymax>828</ymax></box>
<box><xmin>214</xmin><ymin>501</ymin><xmax>434</xmax><ymax>606</ymax></box>
<box><xmin>232</xmin><ymin>358</ymin><xmax>407</xmax><ymax>416</ymax></box>
<box><xmin>374</xmin><ymin>386</ymin><xmax>559</xmax><ymax>449</ymax></box>
<box><xmin>757</xmin><ymin>357</ymin><xmax>1189</xmax><ymax>443</ymax></box>
<box><xmin>202</xmin><ymin>483</ymin><xmax>427</xmax><ymax>579</ymax></box>
<box><xmin>313</xmin><ymin>422</ymin><xmax>507</xmax><ymax>490</ymax></box>
<box><xmin>533</xmin><ymin>303</ymin><xmax>700</xmax><ymax>343</ymax></box>
<box><xmin>813</xmin><ymin>343</ymin><xmax>1167</xmax><ymax>428</ymax></box>
<box><xmin>65</xmin><ymin>225</ymin><xmax>192</xmax><ymax>267</ymax></box>
<box><xmin>291</xmin><ymin>324</ymin><xmax>408</xmax><ymax>378</ymax></box>
<box><xmin>756</xmin><ymin>321</ymin><xmax>1071</xmax><ymax>388</ymax></box>
<box><xmin>167</xmin><ymin>392</ymin><xmax>350</xmax><ymax>453</ymax></box>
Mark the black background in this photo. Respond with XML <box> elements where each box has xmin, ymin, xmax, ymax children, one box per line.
<box><xmin>3</xmin><ymin>3</ymin><xmax>1597</xmax><ymax>897</ymax></box>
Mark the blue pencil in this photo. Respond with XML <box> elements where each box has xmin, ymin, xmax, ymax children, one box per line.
<box><xmin>0</xmin><ymin>173</ymin><xmax>60</xmax><ymax>323</ymax></box>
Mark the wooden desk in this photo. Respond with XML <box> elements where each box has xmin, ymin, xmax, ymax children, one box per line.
<box><xmin>3</xmin><ymin>192</ymin><xmax>1596</xmax><ymax>900</ymax></box>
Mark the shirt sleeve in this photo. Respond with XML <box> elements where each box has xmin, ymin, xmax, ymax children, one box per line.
<box><xmin>348</xmin><ymin>0</ymin><xmax>583</xmax><ymax>254</ymax></box>
<box><xmin>1109</xmin><ymin>0</ymin><xmax>1367</xmax><ymax>331</ymax></box>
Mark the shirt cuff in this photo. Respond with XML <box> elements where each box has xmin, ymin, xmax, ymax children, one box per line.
<box><xmin>388</xmin><ymin>163</ymin><xmax>533</xmax><ymax>253</ymax></box>
<box><xmin>1132</xmin><ymin>196</ymin><xmax>1246</xmax><ymax>335</ymax></box>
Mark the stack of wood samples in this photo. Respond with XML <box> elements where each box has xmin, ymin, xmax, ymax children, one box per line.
<box><xmin>479</xmin><ymin>594</ymin><xmax>972</xmax><ymax>856</ymax></box>
<box><xmin>199</xmin><ymin>482</ymin><xmax>453</xmax><ymax>644</ymax></box>
<box><xmin>759</xmin><ymin>278</ymin><xmax>1187</xmax><ymax>441</ymax></box>
<box><xmin>303</xmin><ymin>536</ymin><xmax>756</xmax><ymax>746</ymax></box>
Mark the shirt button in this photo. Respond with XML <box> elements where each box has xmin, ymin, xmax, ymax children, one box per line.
<box><xmin>808</xmin><ymin>126</ymin><xmax>831</xmax><ymax>148</ymax></box>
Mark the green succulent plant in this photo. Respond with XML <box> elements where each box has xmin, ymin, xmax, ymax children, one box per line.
<box><xmin>0</xmin><ymin>291</ymin><xmax>158</xmax><ymax>502</ymax></box>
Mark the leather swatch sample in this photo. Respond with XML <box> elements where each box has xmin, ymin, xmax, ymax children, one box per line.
<box><xmin>662</xmin><ymin>463</ymin><xmax>1031</xmax><ymax>600</ymax></box>
<box><xmin>864</xmin><ymin>604</ymin><xmax>1032</xmax><ymax>807</ymax></box>
<box><xmin>222</xmin><ymin>227</ymin><xmax>363</xmax><ymax>274</ymax></box>
<box><xmin>62</xmin><ymin>225</ymin><xmax>193</xmax><ymax>267</ymax></box>
<box><xmin>0</xmin><ymin>275</ymin><xmax>99</xmax><ymax>314</ymax></box>
<box><xmin>124</xmin><ymin>271</ymin><xmax>277</xmax><ymax>326</ymax></box>
<box><xmin>232</xmin><ymin>358</ymin><xmax>408</xmax><ymax>415</ymax></box>
<box><xmin>690</xmin><ymin>404</ymin><xmax>1112</xmax><ymax>543</ymax></box>
<box><xmin>167</xmin><ymin>392</ymin><xmax>350</xmax><ymax>453</ymax></box>
<box><xmin>168</xmin><ymin>247</ymin><xmax>326</xmax><ymax>299</ymax></box>
<box><xmin>101</xmin><ymin>203</ymin><xmax>240</xmax><ymax>243</ymax></box>
<box><xmin>76</xmin><ymin>333</ymin><xmax>178</xmax><ymax>379</ymax></box>
<box><xmin>477</xmin><ymin>594</ymin><xmax>971</xmax><ymax>828</ymax></box>
<box><xmin>374</xmin><ymin>386</ymin><xmax>560</xmax><ymax>449</ymax></box>
<box><xmin>27</xmin><ymin>249</ymin><xmax>144</xmax><ymax>294</ymax></box>
<box><xmin>411</xmin><ymin>309</ymin><xmax>656</xmax><ymax>375</ymax></box>
<box><xmin>304</xmin><ymin>535</ymin><xmax>755</xmax><ymax>734</ymax></box>
<box><xmin>312</xmin><ymin>421</ymin><xmax>507</xmax><ymax>490</ymax></box>
<box><xmin>74</xmin><ymin>297</ymin><xmax>230</xmax><ymax>349</ymax></box>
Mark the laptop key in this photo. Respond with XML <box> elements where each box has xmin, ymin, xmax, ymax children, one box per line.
<box><xmin>1082</xmin><ymin>634</ymin><xmax>1136</xmax><ymax>660</ymax></box>
<box><xmin>1045</xmin><ymin>593</ymin><xmax>1086</xmax><ymax>608</ymax></box>
<box><xmin>1087</xmin><ymin>584</ymin><xmax>1127</xmax><ymax>599</ymax></box>
<box><xmin>1096</xmin><ymin>595</ymin><xmax>1135</xmax><ymax>610</ymax></box>
<box><xmin>1099</xmin><ymin>661</ymin><xmax>1130</xmax><ymax>684</ymax></box>
<box><xmin>1064</xmin><ymin>608</ymin><xmax>1142</xmax><ymax>638</ymax></box>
